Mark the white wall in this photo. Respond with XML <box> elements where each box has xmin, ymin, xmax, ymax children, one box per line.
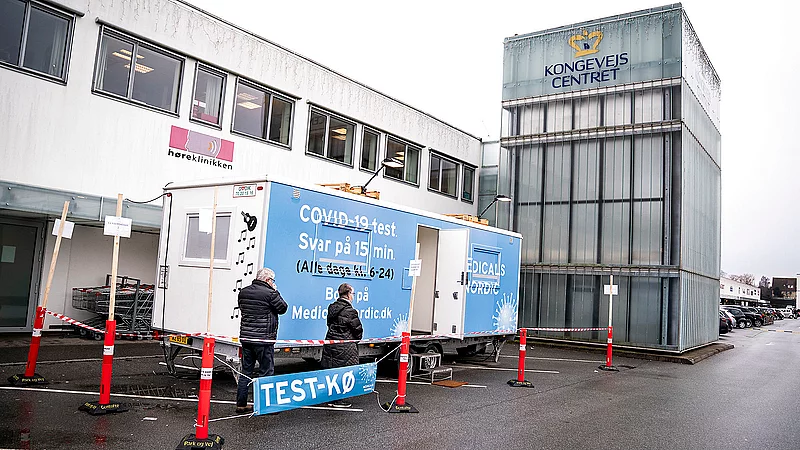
<box><xmin>719</xmin><ymin>276</ymin><xmax>759</xmax><ymax>302</ymax></box>
<box><xmin>41</xmin><ymin>223</ymin><xmax>158</xmax><ymax>329</ymax></box>
<box><xmin>1</xmin><ymin>0</ymin><xmax>481</xmax><ymax>217</ymax></box>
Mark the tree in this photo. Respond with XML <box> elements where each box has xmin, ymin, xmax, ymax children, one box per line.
<box><xmin>729</xmin><ymin>273</ymin><xmax>756</xmax><ymax>286</ymax></box>
<box><xmin>758</xmin><ymin>276</ymin><xmax>770</xmax><ymax>288</ymax></box>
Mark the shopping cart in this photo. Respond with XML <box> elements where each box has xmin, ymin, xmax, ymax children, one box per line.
<box><xmin>71</xmin><ymin>275</ymin><xmax>154</xmax><ymax>339</ymax></box>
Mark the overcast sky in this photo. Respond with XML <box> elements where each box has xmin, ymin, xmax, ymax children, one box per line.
<box><xmin>189</xmin><ymin>0</ymin><xmax>799</xmax><ymax>280</ymax></box>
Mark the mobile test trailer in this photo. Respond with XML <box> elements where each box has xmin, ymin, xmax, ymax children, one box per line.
<box><xmin>153</xmin><ymin>177</ymin><xmax>521</xmax><ymax>375</ymax></box>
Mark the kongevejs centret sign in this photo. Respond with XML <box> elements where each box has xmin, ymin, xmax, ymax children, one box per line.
<box><xmin>545</xmin><ymin>29</ymin><xmax>629</xmax><ymax>89</ymax></box>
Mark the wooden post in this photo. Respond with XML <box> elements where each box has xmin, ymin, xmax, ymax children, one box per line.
<box><xmin>195</xmin><ymin>186</ymin><xmax>219</xmax><ymax>441</ymax></box>
<box><xmin>41</xmin><ymin>201</ymin><xmax>70</xmax><ymax>311</ymax></box>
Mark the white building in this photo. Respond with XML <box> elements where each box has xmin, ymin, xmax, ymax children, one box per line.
<box><xmin>719</xmin><ymin>276</ymin><xmax>761</xmax><ymax>305</ymax></box>
<box><xmin>0</xmin><ymin>0</ymin><xmax>482</xmax><ymax>332</ymax></box>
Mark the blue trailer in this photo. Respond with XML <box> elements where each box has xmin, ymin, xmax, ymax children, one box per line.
<box><xmin>153</xmin><ymin>177</ymin><xmax>521</xmax><ymax>374</ymax></box>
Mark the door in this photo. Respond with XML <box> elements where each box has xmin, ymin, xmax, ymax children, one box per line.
<box><xmin>433</xmin><ymin>229</ymin><xmax>469</xmax><ymax>338</ymax></box>
<box><xmin>0</xmin><ymin>221</ymin><xmax>41</xmax><ymax>331</ymax></box>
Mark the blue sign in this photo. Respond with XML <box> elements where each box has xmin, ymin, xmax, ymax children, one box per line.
<box><xmin>264</xmin><ymin>182</ymin><xmax>521</xmax><ymax>340</ymax></box>
<box><xmin>252</xmin><ymin>362</ymin><xmax>377</xmax><ymax>415</ymax></box>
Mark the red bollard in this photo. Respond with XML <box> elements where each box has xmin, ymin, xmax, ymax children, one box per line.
<box><xmin>8</xmin><ymin>307</ymin><xmax>48</xmax><ymax>385</ymax></box>
<box><xmin>176</xmin><ymin>337</ymin><xmax>224</xmax><ymax>449</ymax></box>
<box><xmin>79</xmin><ymin>320</ymin><xmax>129</xmax><ymax>415</ymax></box>
<box><xmin>99</xmin><ymin>320</ymin><xmax>116</xmax><ymax>404</ymax></box>
<box><xmin>24</xmin><ymin>306</ymin><xmax>46</xmax><ymax>377</ymax></box>
<box><xmin>195</xmin><ymin>337</ymin><xmax>215</xmax><ymax>440</ymax></box>
<box><xmin>599</xmin><ymin>326</ymin><xmax>619</xmax><ymax>372</ymax></box>
<box><xmin>385</xmin><ymin>331</ymin><xmax>418</xmax><ymax>413</ymax></box>
<box><xmin>508</xmin><ymin>328</ymin><xmax>534</xmax><ymax>387</ymax></box>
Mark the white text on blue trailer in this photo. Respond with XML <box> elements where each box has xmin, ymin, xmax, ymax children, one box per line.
<box><xmin>153</xmin><ymin>177</ymin><xmax>522</xmax><ymax>376</ymax></box>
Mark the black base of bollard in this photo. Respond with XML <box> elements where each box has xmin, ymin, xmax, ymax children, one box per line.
<box><xmin>7</xmin><ymin>373</ymin><xmax>48</xmax><ymax>386</ymax></box>
<box><xmin>78</xmin><ymin>401</ymin><xmax>130</xmax><ymax>415</ymax></box>
<box><xmin>598</xmin><ymin>365</ymin><xmax>619</xmax><ymax>372</ymax></box>
<box><xmin>383</xmin><ymin>400</ymin><xmax>419</xmax><ymax>413</ymax></box>
<box><xmin>507</xmin><ymin>379</ymin><xmax>534</xmax><ymax>388</ymax></box>
<box><xmin>176</xmin><ymin>434</ymin><xmax>224</xmax><ymax>449</ymax></box>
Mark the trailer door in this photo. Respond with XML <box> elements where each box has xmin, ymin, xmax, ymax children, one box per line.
<box><xmin>433</xmin><ymin>228</ymin><xmax>469</xmax><ymax>338</ymax></box>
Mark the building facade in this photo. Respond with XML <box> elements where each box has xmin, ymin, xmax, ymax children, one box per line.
<box><xmin>769</xmin><ymin>277</ymin><xmax>797</xmax><ymax>308</ymax></box>
<box><xmin>0</xmin><ymin>0</ymin><xmax>481</xmax><ymax>332</ymax></box>
<box><xmin>498</xmin><ymin>4</ymin><xmax>721</xmax><ymax>351</ymax></box>
<box><xmin>719</xmin><ymin>277</ymin><xmax>761</xmax><ymax>306</ymax></box>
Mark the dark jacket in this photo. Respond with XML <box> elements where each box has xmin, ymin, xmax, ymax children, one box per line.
<box><xmin>320</xmin><ymin>298</ymin><xmax>363</xmax><ymax>368</ymax></box>
<box><xmin>238</xmin><ymin>279</ymin><xmax>288</xmax><ymax>342</ymax></box>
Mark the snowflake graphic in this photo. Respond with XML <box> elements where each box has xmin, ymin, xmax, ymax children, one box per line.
<box><xmin>358</xmin><ymin>363</ymin><xmax>377</xmax><ymax>384</ymax></box>
<box><xmin>390</xmin><ymin>314</ymin><xmax>409</xmax><ymax>336</ymax></box>
<box><xmin>492</xmin><ymin>293</ymin><xmax>518</xmax><ymax>332</ymax></box>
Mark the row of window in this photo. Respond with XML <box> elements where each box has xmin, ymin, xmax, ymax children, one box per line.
<box><xmin>0</xmin><ymin>0</ymin><xmax>476</xmax><ymax>201</ymax></box>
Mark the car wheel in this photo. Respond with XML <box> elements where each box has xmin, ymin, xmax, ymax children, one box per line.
<box><xmin>754</xmin><ymin>319</ymin><xmax>762</xmax><ymax>327</ymax></box>
<box><xmin>745</xmin><ymin>319</ymin><xmax>752</xmax><ymax>328</ymax></box>
<box><xmin>737</xmin><ymin>319</ymin><xmax>746</xmax><ymax>329</ymax></box>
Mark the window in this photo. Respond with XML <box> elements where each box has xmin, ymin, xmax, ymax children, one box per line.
<box><xmin>191</xmin><ymin>65</ymin><xmax>225</xmax><ymax>126</ymax></box>
<box><xmin>462</xmin><ymin>166</ymin><xmax>475</xmax><ymax>202</ymax></box>
<box><xmin>232</xmin><ymin>79</ymin><xmax>293</xmax><ymax>146</ymax></box>
<box><xmin>360</xmin><ymin>129</ymin><xmax>380</xmax><ymax>171</ymax></box>
<box><xmin>0</xmin><ymin>0</ymin><xmax>73</xmax><ymax>80</ymax></box>
<box><xmin>94</xmin><ymin>28</ymin><xmax>183</xmax><ymax>113</ymax></box>
<box><xmin>385</xmin><ymin>137</ymin><xmax>420</xmax><ymax>185</ymax></box>
<box><xmin>429</xmin><ymin>153</ymin><xmax>459</xmax><ymax>197</ymax></box>
<box><xmin>183</xmin><ymin>213</ymin><xmax>231</xmax><ymax>263</ymax></box>
<box><xmin>306</xmin><ymin>108</ymin><xmax>355</xmax><ymax>165</ymax></box>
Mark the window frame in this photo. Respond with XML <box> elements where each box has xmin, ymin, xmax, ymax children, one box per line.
<box><xmin>0</xmin><ymin>0</ymin><xmax>75</xmax><ymax>84</ymax></box>
<box><xmin>427</xmin><ymin>151</ymin><xmax>460</xmax><ymax>199</ymax></box>
<box><xmin>230</xmin><ymin>77</ymin><xmax>294</xmax><ymax>148</ymax></box>
<box><xmin>92</xmin><ymin>26</ymin><xmax>185</xmax><ymax>115</ymax></box>
<box><xmin>190</xmin><ymin>63</ymin><xmax>226</xmax><ymax>130</ymax></box>
<box><xmin>179</xmin><ymin>209</ymin><xmax>235</xmax><ymax>269</ymax></box>
<box><xmin>359</xmin><ymin>127</ymin><xmax>382</xmax><ymax>174</ymax></box>
<box><xmin>462</xmin><ymin>164</ymin><xmax>476</xmax><ymax>204</ymax></box>
<box><xmin>305</xmin><ymin>106</ymin><xmax>357</xmax><ymax>168</ymax></box>
<box><xmin>383</xmin><ymin>135</ymin><xmax>421</xmax><ymax>187</ymax></box>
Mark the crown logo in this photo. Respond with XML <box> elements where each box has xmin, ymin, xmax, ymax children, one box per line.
<box><xmin>568</xmin><ymin>30</ymin><xmax>603</xmax><ymax>58</ymax></box>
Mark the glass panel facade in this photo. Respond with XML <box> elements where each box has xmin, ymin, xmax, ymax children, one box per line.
<box><xmin>501</xmin><ymin>6</ymin><xmax>721</xmax><ymax>351</ymax></box>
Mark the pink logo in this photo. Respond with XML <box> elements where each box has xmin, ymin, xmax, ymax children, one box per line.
<box><xmin>169</xmin><ymin>126</ymin><xmax>234</xmax><ymax>162</ymax></box>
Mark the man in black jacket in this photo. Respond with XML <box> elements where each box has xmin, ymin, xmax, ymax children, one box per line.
<box><xmin>320</xmin><ymin>283</ymin><xmax>363</xmax><ymax>408</ymax></box>
<box><xmin>236</xmin><ymin>267</ymin><xmax>288</xmax><ymax>413</ymax></box>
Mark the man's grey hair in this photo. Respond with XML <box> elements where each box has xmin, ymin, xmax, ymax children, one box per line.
<box><xmin>256</xmin><ymin>268</ymin><xmax>275</xmax><ymax>282</ymax></box>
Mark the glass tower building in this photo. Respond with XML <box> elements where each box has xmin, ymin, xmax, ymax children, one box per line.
<box><xmin>497</xmin><ymin>4</ymin><xmax>720</xmax><ymax>351</ymax></box>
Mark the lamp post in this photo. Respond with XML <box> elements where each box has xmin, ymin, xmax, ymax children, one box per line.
<box><xmin>478</xmin><ymin>194</ymin><xmax>512</xmax><ymax>219</ymax></box>
<box><xmin>356</xmin><ymin>157</ymin><xmax>404</xmax><ymax>194</ymax></box>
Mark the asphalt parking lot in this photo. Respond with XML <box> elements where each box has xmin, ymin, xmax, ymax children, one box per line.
<box><xmin>2</xmin><ymin>324</ymin><xmax>800</xmax><ymax>450</ymax></box>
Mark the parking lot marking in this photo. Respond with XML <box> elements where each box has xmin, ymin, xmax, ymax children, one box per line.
<box><xmin>375</xmin><ymin>379</ymin><xmax>487</xmax><ymax>388</ymax></box>
<box><xmin>0</xmin><ymin>386</ymin><xmax>364</xmax><ymax>412</ymax></box>
<box><xmin>0</xmin><ymin>354</ymin><xmax>161</xmax><ymax>367</ymax></box>
<box><xmin>499</xmin><ymin>355</ymin><xmax>603</xmax><ymax>364</ymax></box>
<box><xmin>453</xmin><ymin>365</ymin><xmax>559</xmax><ymax>374</ymax></box>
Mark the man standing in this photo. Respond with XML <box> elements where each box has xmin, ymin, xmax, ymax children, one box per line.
<box><xmin>320</xmin><ymin>283</ymin><xmax>363</xmax><ymax>408</ymax></box>
<box><xmin>236</xmin><ymin>267</ymin><xmax>287</xmax><ymax>413</ymax></box>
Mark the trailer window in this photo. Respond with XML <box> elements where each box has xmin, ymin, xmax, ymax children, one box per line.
<box><xmin>184</xmin><ymin>213</ymin><xmax>231</xmax><ymax>261</ymax></box>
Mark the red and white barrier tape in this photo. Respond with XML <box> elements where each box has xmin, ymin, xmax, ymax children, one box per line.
<box><xmin>42</xmin><ymin>308</ymin><xmax>519</xmax><ymax>345</ymax></box>
<box><xmin>522</xmin><ymin>327</ymin><xmax>610</xmax><ymax>332</ymax></box>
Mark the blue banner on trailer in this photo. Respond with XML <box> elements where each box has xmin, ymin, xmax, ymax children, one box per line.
<box><xmin>252</xmin><ymin>363</ymin><xmax>377</xmax><ymax>415</ymax></box>
<box><xmin>263</xmin><ymin>182</ymin><xmax>522</xmax><ymax>341</ymax></box>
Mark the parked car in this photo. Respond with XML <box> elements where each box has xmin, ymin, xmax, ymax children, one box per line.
<box><xmin>721</xmin><ymin>306</ymin><xmax>750</xmax><ymax>328</ymax></box>
<box><xmin>719</xmin><ymin>311</ymin><xmax>731</xmax><ymax>334</ymax></box>
<box><xmin>755</xmin><ymin>307</ymin><xmax>774</xmax><ymax>325</ymax></box>
<box><xmin>719</xmin><ymin>308</ymin><xmax>736</xmax><ymax>331</ymax></box>
<box><xmin>739</xmin><ymin>306</ymin><xmax>765</xmax><ymax>327</ymax></box>
<box><xmin>781</xmin><ymin>308</ymin><xmax>796</xmax><ymax>319</ymax></box>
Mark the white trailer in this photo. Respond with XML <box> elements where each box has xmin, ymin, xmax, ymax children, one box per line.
<box><xmin>152</xmin><ymin>177</ymin><xmax>521</xmax><ymax>375</ymax></box>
